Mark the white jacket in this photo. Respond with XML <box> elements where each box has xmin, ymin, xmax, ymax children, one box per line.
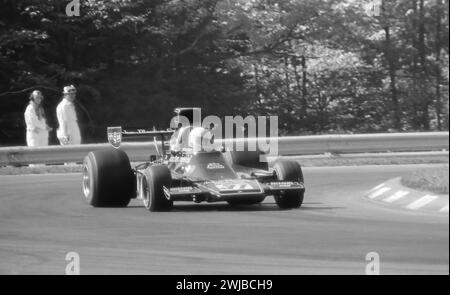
<box><xmin>56</xmin><ymin>98</ymin><xmax>81</xmax><ymax>145</ymax></box>
<box><xmin>24</xmin><ymin>103</ymin><xmax>49</xmax><ymax>147</ymax></box>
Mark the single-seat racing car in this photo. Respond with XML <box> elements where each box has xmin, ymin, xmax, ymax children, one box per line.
<box><xmin>82</xmin><ymin>108</ymin><xmax>305</xmax><ymax>211</ymax></box>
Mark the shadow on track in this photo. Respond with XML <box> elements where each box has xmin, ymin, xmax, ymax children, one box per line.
<box><xmin>125</xmin><ymin>202</ymin><xmax>345</xmax><ymax>212</ymax></box>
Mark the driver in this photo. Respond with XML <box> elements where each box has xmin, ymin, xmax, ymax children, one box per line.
<box><xmin>169</xmin><ymin>125</ymin><xmax>192</xmax><ymax>153</ymax></box>
<box><xmin>188</xmin><ymin>127</ymin><xmax>214</xmax><ymax>155</ymax></box>
<box><xmin>169</xmin><ymin>108</ymin><xmax>214</xmax><ymax>155</ymax></box>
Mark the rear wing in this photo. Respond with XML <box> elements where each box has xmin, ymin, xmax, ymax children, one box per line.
<box><xmin>122</xmin><ymin>128</ymin><xmax>174</xmax><ymax>142</ymax></box>
<box><xmin>107</xmin><ymin>126</ymin><xmax>174</xmax><ymax>155</ymax></box>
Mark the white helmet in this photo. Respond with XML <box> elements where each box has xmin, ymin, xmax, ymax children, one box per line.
<box><xmin>188</xmin><ymin>127</ymin><xmax>213</xmax><ymax>154</ymax></box>
<box><xmin>169</xmin><ymin>126</ymin><xmax>192</xmax><ymax>152</ymax></box>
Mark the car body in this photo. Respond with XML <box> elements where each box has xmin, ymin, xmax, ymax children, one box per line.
<box><xmin>82</xmin><ymin>108</ymin><xmax>305</xmax><ymax>211</ymax></box>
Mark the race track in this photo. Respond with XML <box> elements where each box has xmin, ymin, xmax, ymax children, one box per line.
<box><xmin>0</xmin><ymin>164</ymin><xmax>448</xmax><ymax>274</ymax></box>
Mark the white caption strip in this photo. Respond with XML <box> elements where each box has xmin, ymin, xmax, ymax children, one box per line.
<box><xmin>383</xmin><ymin>190</ymin><xmax>409</xmax><ymax>203</ymax></box>
<box><xmin>406</xmin><ymin>195</ymin><xmax>439</xmax><ymax>210</ymax></box>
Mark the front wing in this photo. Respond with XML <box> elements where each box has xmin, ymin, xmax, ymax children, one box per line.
<box><xmin>163</xmin><ymin>179</ymin><xmax>305</xmax><ymax>202</ymax></box>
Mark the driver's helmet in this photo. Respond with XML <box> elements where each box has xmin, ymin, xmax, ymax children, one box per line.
<box><xmin>169</xmin><ymin>126</ymin><xmax>192</xmax><ymax>153</ymax></box>
<box><xmin>188</xmin><ymin>127</ymin><xmax>213</xmax><ymax>154</ymax></box>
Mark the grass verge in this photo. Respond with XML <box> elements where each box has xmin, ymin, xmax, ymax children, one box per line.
<box><xmin>285</xmin><ymin>154</ymin><xmax>448</xmax><ymax>167</ymax></box>
<box><xmin>401</xmin><ymin>164</ymin><xmax>449</xmax><ymax>195</ymax></box>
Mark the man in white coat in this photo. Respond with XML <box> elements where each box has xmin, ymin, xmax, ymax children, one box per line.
<box><xmin>24</xmin><ymin>90</ymin><xmax>52</xmax><ymax>147</ymax></box>
<box><xmin>56</xmin><ymin>85</ymin><xmax>81</xmax><ymax>145</ymax></box>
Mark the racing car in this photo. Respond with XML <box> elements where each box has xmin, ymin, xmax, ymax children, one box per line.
<box><xmin>81</xmin><ymin>108</ymin><xmax>305</xmax><ymax>211</ymax></box>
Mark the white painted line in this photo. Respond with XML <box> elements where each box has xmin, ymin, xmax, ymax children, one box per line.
<box><xmin>439</xmin><ymin>205</ymin><xmax>449</xmax><ymax>213</ymax></box>
<box><xmin>406</xmin><ymin>195</ymin><xmax>439</xmax><ymax>210</ymax></box>
<box><xmin>368</xmin><ymin>187</ymin><xmax>391</xmax><ymax>199</ymax></box>
<box><xmin>368</xmin><ymin>183</ymin><xmax>385</xmax><ymax>193</ymax></box>
<box><xmin>383</xmin><ymin>190</ymin><xmax>409</xmax><ymax>203</ymax></box>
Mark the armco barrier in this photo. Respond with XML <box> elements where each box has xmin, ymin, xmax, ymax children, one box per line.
<box><xmin>0</xmin><ymin>142</ymin><xmax>157</xmax><ymax>165</ymax></box>
<box><xmin>0</xmin><ymin>132</ymin><xmax>448</xmax><ymax>166</ymax></box>
<box><xmin>274</xmin><ymin>132</ymin><xmax>449</xmax><ymax>155</ymax></box>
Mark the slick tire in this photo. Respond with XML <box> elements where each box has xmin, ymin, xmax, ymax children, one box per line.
<box><xmin>82</xmin><ymin>149</ymin><xmax>134</xmax><ymax>207</ymax></box>
<box><xmin>273</xmin><ymin>161</ymin><xmax>304</xmax><ymax>209</ymax></box>
<box><xmin>142</xmin><ymin>165</ymin><xmax>173</xmax><ymax>212</ymax></box>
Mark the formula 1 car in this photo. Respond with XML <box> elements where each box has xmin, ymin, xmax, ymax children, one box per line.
<box><xmin>82</xmin><ymin>108</ymin><xmax>305</xmax><ymax>211</ymax></box>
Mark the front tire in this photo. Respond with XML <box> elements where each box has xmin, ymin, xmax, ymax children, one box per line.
<box><xmin>273</xmin><ymin>161</ymin><xmax>304</xmax><ymax>209</ymax></box>
<box><xmin>141</xmin><ymin>165</ymin><xmax>173</xmax><ymax>212</ymax></box>
<box><xmin>82</xmin><ymin>149</ymin><xmax>134</xmax><ymax>207</ymax></box>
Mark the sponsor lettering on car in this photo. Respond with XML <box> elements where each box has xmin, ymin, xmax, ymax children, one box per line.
<box><xmin>207</xmin><ymin>162</ymin><xmax>225</xmax><ymax>169</ymax></box>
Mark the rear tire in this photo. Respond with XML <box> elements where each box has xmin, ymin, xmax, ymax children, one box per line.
<box><xmin>82</xmin><ymin>149</ymin><xmax>134</xmax><ymax>207</ymax></box>
<box><xmin>142</xmin><ymin>165</ymin><xmax>173</xmax><ymax>212</ymax></box>
<box><xmin>273</xmin><ymin>161</ymin><xmax>304</xmax><ymax>209</ymax></box>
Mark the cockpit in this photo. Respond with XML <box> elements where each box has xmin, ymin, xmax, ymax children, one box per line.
<box><xmin>169</xmin><ymin>108</ymin><xmax>215</xmax><ymax>155</ymax></box>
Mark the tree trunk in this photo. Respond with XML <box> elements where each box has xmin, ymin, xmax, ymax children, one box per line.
<box><xmin>410</xmin><ymin>0</ymin><xmax>421</xmax><ymax>130</ymax></box>
<box><xmin>381</xmin><ymin>0</ymin><xmax>401</xmax><ymax>130</ymax></box>
<box><xmin>65</xmin><ymin>30</ymin><xmax>74</xmax><ymax>72</ymax></box>
<box><xmin>418</xmin><ymin>0</ymin><xmax>430</xmax><ymax>130</ymax></box>
<box><xmin>284</xmin><ymin>55</ymin><xmax>290</xmax><ymax>97</ymax></box>
<box><xmin>435</xmin><ymin>0</ymin><xmax>443</xmax><ymax>130</ymax></box>
<box><xmin>301</xmin><ymin>55</ymin><xmax>307</xmax><ymax>114</ymax></box>
<box><xmin>384</xmin><ymin>27</ymin><xmax>401</xmax><ymax>130</ymax></box>
<box><xmin>292</xmin><ymin>54</ymin><xmax>307</xmax><ymax>120</ymax></box>
<box><xmin>253</xmin><ymin>63</ymin><xmax>261</xmax><ymax>105</ymax></box>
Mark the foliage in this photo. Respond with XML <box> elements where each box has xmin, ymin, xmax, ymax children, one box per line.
<box><xmin>0</xmin><ymin>0</ymin><xmax>448</xmax><ymax>145</ymax></box>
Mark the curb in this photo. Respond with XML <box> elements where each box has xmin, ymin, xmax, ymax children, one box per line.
<box><xmin>365</xmin><ymin>177</ymin><xmax>449</xmax><ymax>214</ymax></box>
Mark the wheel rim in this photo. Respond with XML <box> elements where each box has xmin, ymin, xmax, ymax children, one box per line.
<box><xmin>274</xmin><ymin>168</ymin><xmax>287</xmax><ymax>200</ymax></box>
<box><xmin>141</xmin><ymin>177</ymin><xmax>150</xmax><ymax>209</ymax></box>
<box><xmin>82</xmin><ymin>164</ymin><xmax>90</xmax><ymax>198</ymax></box>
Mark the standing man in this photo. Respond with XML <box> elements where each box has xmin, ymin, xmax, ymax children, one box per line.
<box><xmin>56</xmin><ymin>85</ymin><xmax>81</xmax><ymax>145</ymax></box>
<box><xmin>24</xmin><ymin>90</ymin><xmax>52</xmax><ymax>147</ymax></box>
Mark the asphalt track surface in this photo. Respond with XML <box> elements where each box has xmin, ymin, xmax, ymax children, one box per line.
<box><xmin>0</xmin><ymin>164</ymin><xmax>448</xmax><ymax>274</ymax></box>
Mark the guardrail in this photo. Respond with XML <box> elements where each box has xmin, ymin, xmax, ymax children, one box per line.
<box><xmin>0</xmin><ymin>132</ymin><xmax>448</xmax><ymax>166</ymax></box>
<box><xmin>273</xmin><ymin>132</ymin><xmax>449</xmax><ymax>155</ymax></box>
